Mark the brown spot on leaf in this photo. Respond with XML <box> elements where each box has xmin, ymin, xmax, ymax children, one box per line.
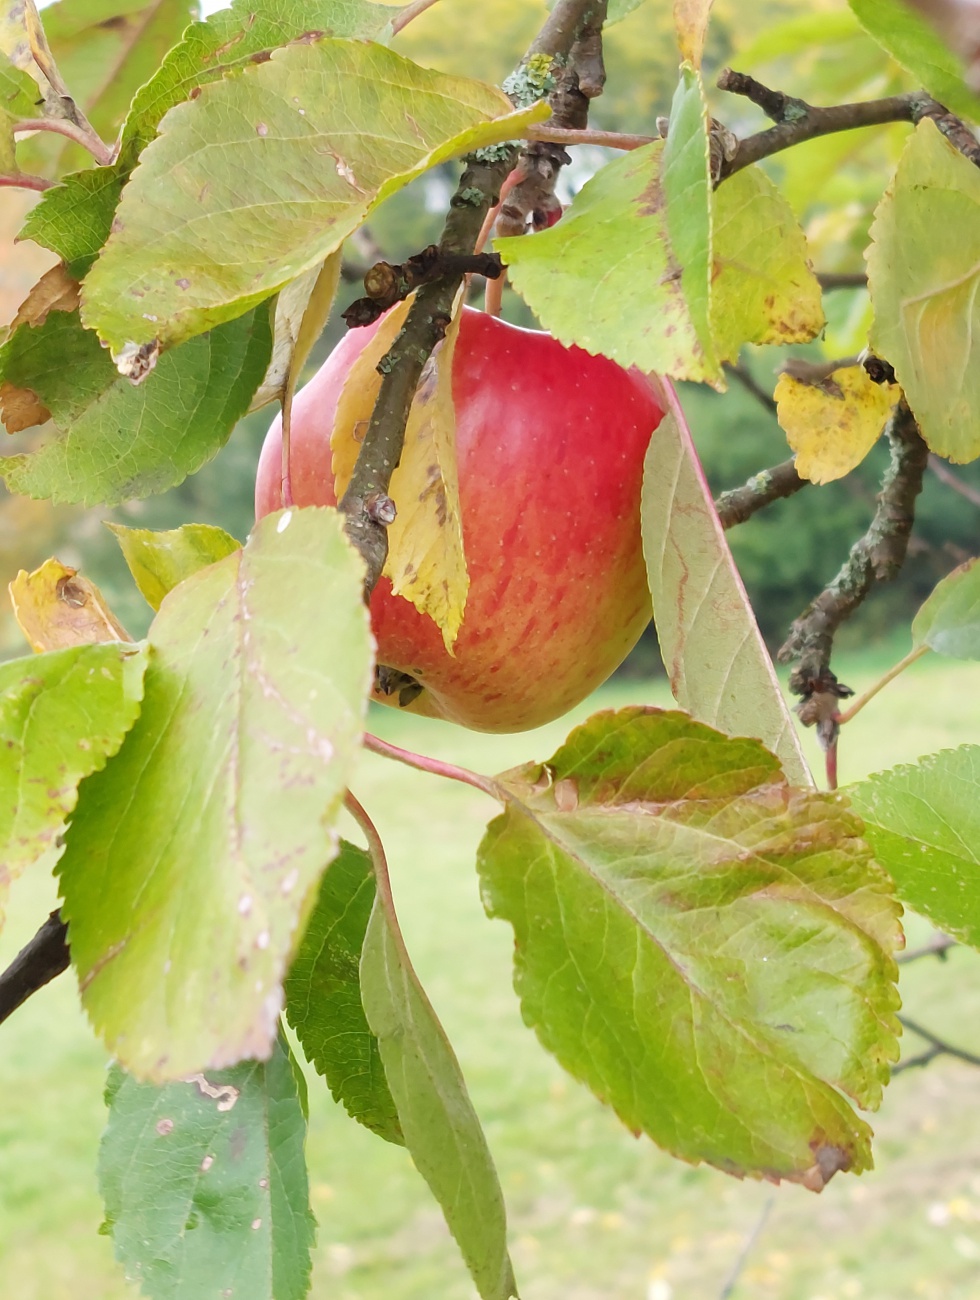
<box><xmin>11</xmin><ymin>263</ymin><xmax>80</xmax><ymax>329</ymax></box>
<box><xmin>0</xmin><ymin>382</ymin><xmax>50</xmax><ymax>433</ymax></box>
<box><xmin>155</xmin><ymin>1118</ymin><xmax>174</xmax><ymax>1136</ymax></box>
<box><xmin>209</xmin><ymin>30</ymin><xmax>246</xmax><ymax>60</ymax></box>
<box><xmin>553</xmin><ymin>778</ymin><xmax>579</xmax><ymax>812</ymax></box>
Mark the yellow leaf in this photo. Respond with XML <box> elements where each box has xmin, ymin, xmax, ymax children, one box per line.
<box><xmin>711</xmin><ymin>166</ymin><xmax>824</xmax><ymax>361</ymax></box>
<box><xmin>775</xmin><ymin>366</ymin><xmax>899</xmax><ymax>484</ymax></box>
<box><xmin>9</xmin><ymin>558</ymin><xmax>131</xmax><ymax>652</ymax></box>
<box><xmin>674</xmin><ymin>0</ymin><xmax>713</xmax><ymax>66</ymax></box>
<box><xmin>332</xmin><ymin>297</ymin><xmax>469</xmax><ymax>650</ymax></box>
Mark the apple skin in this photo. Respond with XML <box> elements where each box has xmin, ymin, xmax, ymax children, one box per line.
<box><xmin>255</xmin><ymin>307</ymin><xmax>663</xmax><ymax>732</ymax></box>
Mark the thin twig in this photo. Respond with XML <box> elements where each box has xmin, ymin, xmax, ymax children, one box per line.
<box><xmin>0</xmin><ymin>910</ymin><xmax>70</xmax><ymax>1026</ymax></box>
<box><xmin>836</xmin><ymin>643</ymin><xmax>931</xmax><ymax>724</ymax></box>
<box><xmin>0</xmin><ymin>171</ymin><xmax>55</xmax><ymax>192</ymax></box>
<box><xmin>897</xmin><ymin>933</ymin><xmax>957</xmax><ymax>965</ymax></box>
<box><xmin>717</xmin><ymin>70</ymin><xmax>980</xmax><ymax>177</ymax></box>
<box><xmin>715</xmin><ymin>459</ymin><xmax>808</xmax><ymax>529</ymax></box>
<box><xmin>13</xmin><ymin>117</ymin><xmax>113</xmax><ymax>166</ymax></box>
<box><xmin>778</xmin><ymin>401</ymin><xmax>929</xmax><ymax>696</ymax></box>
<box><xmin>929</xmin><ymin>454</ymin><xmax>980</xmax><ymax>508</ymax></box>
<box><xmin>893</xmin><ymin>1015</ymin><xmax>980</xmax><ymax>1075</ymax></box>
<box><xmin>525</xmin><ymin>124</ymin><xmax>654</xmax><ymax>150</ymax></box>
<box><xmin>723</xmin><ymin>361</ymin><xmax>777</xmax><ymax>414</ymax></box>
<box><xmin>390</xmin><ymin>0</ymin><xmax>442</xmax><ymax>34</ymax></box>
<box><xmin>363</xmin><ymin>732</ymin><xmax>500</xmax><ymax>799</ymax></box>
<box><xmin>818</xmin><ymin>272</ymin><xmax>868</xmax><ymax>290</ymax></box>
<box><xmin>718</xmin><ymin>1194</ymin><xmax>776</xmax><ymax>1300</ymax></box>
<box><xmin>338</xmin><ymin>0</ymin><xmax>610</xmax><ymax>592</ymax></box>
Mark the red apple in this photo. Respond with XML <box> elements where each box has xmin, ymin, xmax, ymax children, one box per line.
<box><xmin>255</xmin><ymin>307</ymin><xmax>663</xmax><ymax>732</ymax></box>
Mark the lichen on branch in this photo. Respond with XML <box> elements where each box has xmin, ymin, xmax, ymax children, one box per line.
<box><xmin>717</xmin><ymin>68</ymin><xmax>980</xmax><ymax>177</ymax></box>
<box><xmin>777</xmin><ymin>401</ymin><xmax>929</xmax><ymax>696</ymax></box>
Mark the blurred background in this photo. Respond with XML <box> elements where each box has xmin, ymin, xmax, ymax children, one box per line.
<box><xmin>2</xmin><ymin>1</ymin><xmax>980</xmax><ymax>1297</ymax></box>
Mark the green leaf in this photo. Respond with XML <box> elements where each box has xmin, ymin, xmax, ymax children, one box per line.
<box><xmin>850</xmin><ymin>0</ymin><xmax>980</xmax><ymax>123</ymax></box>
<box><xmin>641</xmin><ymin>383</ymin><xmax>811</xmax><ymax>786</ymax></box>
<box><xmin>0</xmin><ymin>49</ymin><xmax>42</xmax><ymax>118</ymax></box>
<box><xmin>0</xmin><ymin>642</ymin><xmax>146</xmax><ymax>923</ymax></box>
<box><xmin>81</xmin><ymin>39</ymin><xmax>544</xmax><ymax>356</ymax></box>
<box><xmin>32</xmin><ymin>0</ymin><xmax>198</xmax><ymax>173</ymax></box>
<box><xmin>479</xmin><ymin>707</ymin><xmax>902</xmax><ymax>1188</ymax></box>
<box><xmin>361</xmin><ymin>888</ymin><xmax>517</xmax><ymax>1298</ymax></box>
<box><xmin>119</xmin><ymin>0</ymin><xmax>399</xmax><ymax>167</ymax></box>
<box><xmin>500</xmin><ymin>68</ymin><xmax>721</xmax><ymax>384</ymax></box>
<box><xmin>867</xmin><ymin>119</ymin><xmax>980</xmax><ymax>463</ymax></box>
<box><xmin>18</xmin><ymin>0</ymin><xmax>401</xmax><ymax>276</ymax></box>
<box><xmin>911</xmin><ymin>556</ymin><xmax>980</xmax><ymax>658</ymax></box>
<box><xmin>18</xmin><ymin>166</ymin><xmax>124</xmax><ymax>278</ymax></box>
<box><xmin>107</xmin><ymin>522</ymin><xmax>241</xmax><ymax>611</ymax></box>
<box><xmin>711</xmin><ymin>165</ymin><xmax>824</xmax><ymax>360</ymax></box>
<box><xmin>0</xmin><ymin>304</ymin><xmax>272</xmax><ymax>505</ymax></box>
<box><xmin>58</xmin><ymin>507</ymin><xmax>372</xmax><ymax>1080</ymax></box>
<box><xmin>285</xmin><ymin>839</ymin><xmax>402</xmax><ymax>1144</ymax></box>
<box><xmin>849</xmin><ymin>747</ymin><xmax>980</xmax><ymax>948</ymax></box>
<box><xmin>99</xmin><ymin>1030</ymin><xmax>315</xmax><ymax>1300</ymax></box>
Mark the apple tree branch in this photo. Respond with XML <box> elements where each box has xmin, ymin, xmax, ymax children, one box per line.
<box><xmin>338</xmin><ymin>0</ymin><xmax>610</xmax><ymax>593</ymax></box>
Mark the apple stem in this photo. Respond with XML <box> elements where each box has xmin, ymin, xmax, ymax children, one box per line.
<box><xmin>484</xmin><ymin>272</ymin><xmax>505</xmax><ymax>317</ymax></box>
<box><xmin>363</xmin><ymin>731</ymin><xmax>501</xmax><ymax>800</ymax></box>
<box><xmin>836</xmin><ymin>643</ymin><xmax>930</xmax><ymax>726</ymax></box>
<box><xmin>474</xmin><ymin>167</ymin><xmax>521</xmax><ymax>256</ymax></box>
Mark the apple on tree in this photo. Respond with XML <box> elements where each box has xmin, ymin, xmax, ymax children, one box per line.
<box><xmin>255</xmin><ymin>307</ymin><xmax>665</xmax><ymax>732</ymax></box>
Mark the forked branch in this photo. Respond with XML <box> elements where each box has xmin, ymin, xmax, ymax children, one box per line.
<box><xmin>717</xmin><ymin>69</ymin><xmax>980</xmax><ymax>176</ymax></box>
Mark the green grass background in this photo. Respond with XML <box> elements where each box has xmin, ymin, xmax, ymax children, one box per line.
<box><xmin>2</xmin><ymin>644</ymin><xmax>979</xmax><ymax>1300</ymax></box>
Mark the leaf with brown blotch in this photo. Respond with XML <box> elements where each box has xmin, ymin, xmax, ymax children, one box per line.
<box><xmin>479</xmin><ymin>706</ymin><xmax>903</xmax><ymax>1188</ymax></box>
<box><xmin>332</xmin><ymin>296</ymin><xmax>469</xmax><ymax>650</ymax></box>
<box><xmin>10</xmin><ymin>263</ymin><xmax>80</xmax><ymax>330</ymax></box>
<box><xmin>711</xmin><ymin>165</ymin><xmax>825</xmax><ymax>360</ymax></box>
<box><xmin>10</xmin><ymin>557</ymin><xmax>131</xmax><ymax>652</ymax></box>
<box><xmin>775</xmin><ymin>365</ymin><xmax>899</xmax><ymax>483</ymax></box>
<box><xmin>0</xmin><ymin>381</ymin><xmax>50</xmax><ymax>433</ymax></box>
<box><xmin>641</xmin><ymin>379</ymin><xmax>811</xmax><ymax>785</ymax></box>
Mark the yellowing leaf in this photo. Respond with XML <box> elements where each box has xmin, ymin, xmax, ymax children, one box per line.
<box><xmin>250</xmin><ymin>250</ymin><xmax>343</xmax><ymax>413</ymax></box>
<box><xmin>106</xmin><ymin>522</ymin><xmax>242</xmax><ymax>612</ymax></box>
<box><xmin>674</xmin><ymin>0</ymin><xmax>713</xmax><ymax>66</ymax></box>
<box><xmin>775</xmin><ymin>366</ymin><xmax>898</xmax><ymax>484</ymax></box>
<box><xmin>712</xmin><ymin>166</ymin><xmax>824</xmax><ymax>360</ymax></box>
<box><xmin>868</xmin><ymin>119</ymin><xmax>980</xmax><ymax>462</ymax></box>
<box><xmin>332</xmin><ymin>300</ymin><xmax>468</xmax><ymax>649</ymax></box>
<box><xmin>10</xmin><ymin>558</ymin><xmax>131</xmax><ymax>651</ymax></box>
